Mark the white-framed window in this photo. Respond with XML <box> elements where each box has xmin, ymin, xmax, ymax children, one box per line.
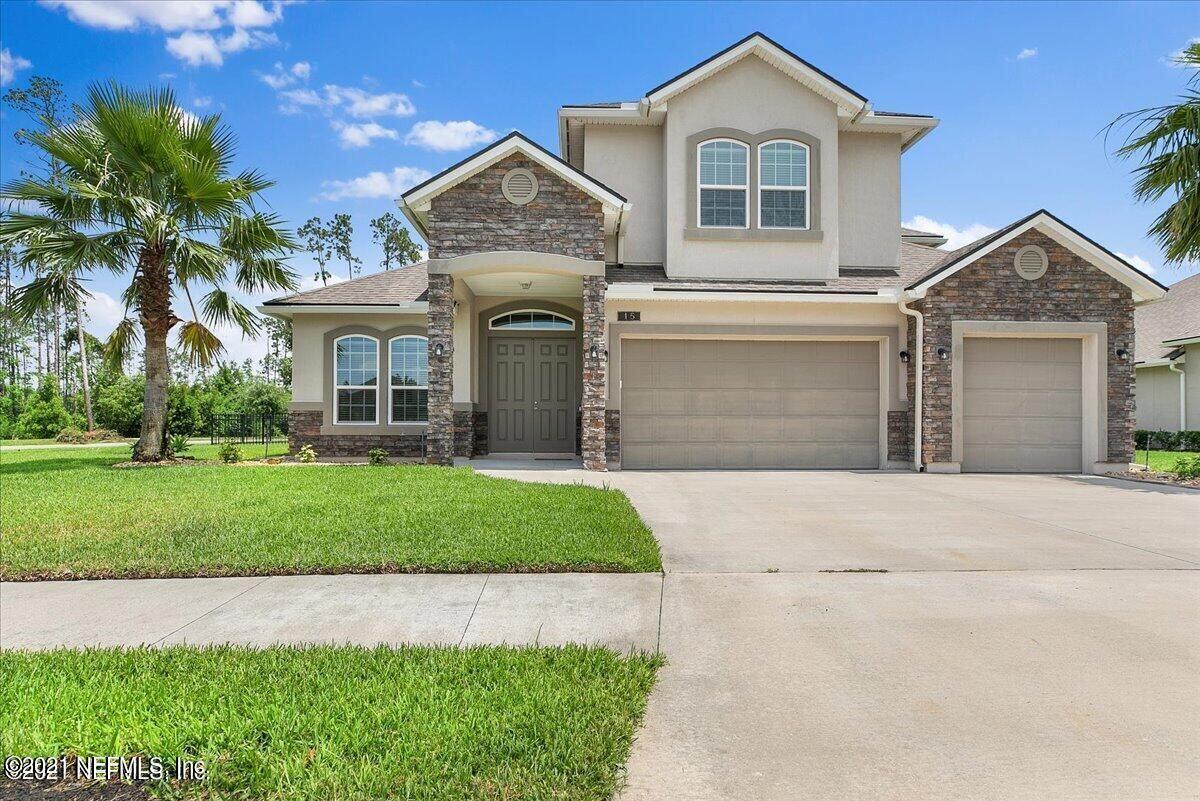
<box><xmin>758</xmin><ymin>140</ymin><xmax>809</xmax><ymax>229</ymax></box>
<box><xmin>389</xmin><ymin>335</ymin><xmax>428</xmax><ymax>423</ymax></box>
<box><xmin>698</xmin><ymin>139</ymin><xmax>749</xmax><ymax>228</ymax></box>
<box><xmin>333</xmin><ymin>335</ymin><xmax>378</xmax><ymax>424</ymax></box>
<box><xmin>488</xmin><ymin>310</ymin><xmax>576</xmax><ymax>331</ymax></box>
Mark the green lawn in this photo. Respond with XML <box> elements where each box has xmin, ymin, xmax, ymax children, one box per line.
<box><xmin>1</xmin><ymin>645</ymin><xmax>662</xmax><ymax>800</ymax></box>
<box><xmin>1134</xmin><ymin>449</ymin><xmax>1199</xmax><ymax>473</ymax></box>
<box><xmin>0</xmin><ymin>437</ymin><xmax>59</xmax><ymax>446</ymax></box>
<box><xmin>1</xmin><ymin>445</ymin><xmax>660</xmax><ymax>580</ymax></box>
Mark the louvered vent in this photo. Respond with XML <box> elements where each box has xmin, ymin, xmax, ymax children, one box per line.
<box><xmin>502</xmin><ymin>168</ymin><xmax>538</xmax><ymax>205</ymax></box>
<box><xmin>1014</xmin><ymin>245</ymin><xmax>1048</xmax><ymax>281</ymax></box>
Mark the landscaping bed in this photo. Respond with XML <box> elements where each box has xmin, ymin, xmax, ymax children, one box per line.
<box><xmin>0</xmin><ymin>644</ymin><xmax>662</xmax><ymax>801</ymax></box>
<box><xmin>1</xmin><ymin>446</ymin><xmax>661</xmax><ymax>580</ymax></box>
<box><xmin>1110</xmin><ymin>450</ymin><xmax>1200</xmax><ymax>489</ymax></box>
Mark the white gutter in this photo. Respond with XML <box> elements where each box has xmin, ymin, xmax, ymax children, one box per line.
<box><xmin>1169</xmin><ymin>362</ymin><xmax>1187</xmax><ymax>430</ymax></box>
<box><xmin>898</xmin><ymin>296</ymin><xmax>923</xmax><ymax>471</ymax></box>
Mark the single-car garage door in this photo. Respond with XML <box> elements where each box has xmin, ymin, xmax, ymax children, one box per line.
<box><xmin>620</xmin><ymin>339</ymin><xmax>880</xmax><ymax>469</ymax></box>
<box><xmin>962</xmin><ymin>337</ymin><xmax>1082</xmax><ymax>472</ymax></box>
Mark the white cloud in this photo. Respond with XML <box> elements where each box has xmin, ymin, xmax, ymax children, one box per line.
<box><xmin>192</xmin><ymin>96</ymin><xmax>213</xmax><ymax>108</ymax></box>
<box><xmin>903</xmin><ymin>215</ymin><xmax>997</xmax><ymax>251</ymax></box>
<box><xmin>84</xmin><ymin>291</ymin><xmax>127</xmax><ymax>338</ymax></box>
<box><xmin>1016</xmin><ymin>48</ymin><xmax>1037</xmax><ymax>60</ymax></box>
<box><xmin>41</xmin><ymin>0</ymin><xmax>288</xmax><ymax>67</ymax></box>
<box><xmin>325</xmin><ymin>85</ymin><xmax>414</xmax><ymax>118</ymax></box>
<box><xmin>332</xmin><ymin>120</ymin><xmax>398</xmax><ymax>149</ymax></box>
<box><xmin>259</xmin><ymin>60</ymin><xmax>310</xmax><ymax>89</ymax></box>
<box><xmin>404</xmin><ymin>120</ymin><xmax>498</xmax><ymax>152</ymax></box>
<box><xmin>411</xmin><ymin>79</ymin><xmax>425</xmax><ymax>89</ymax></box>
<box><xmin>319</xmin><ymin>166</ymin><xmax>433</xmax><ymax>201</ymax></box>
<box><xmin>291</xmin><ymin>60</ymin><xmax>310</xmax><ymax>79</ymax></box>
<box><xmin>1116</xmin><ymin>252</ymin><xmax>1156</xmax><ymax>276</ymax></box>
<box><xmin>1</xmin><ymin>46</ymin><xmax>33</xmax><ymax>86</ymax></box>
<box><xmin>1168</xmin><ymin>37</ymin><xmax>1200</xmax><ymax>66</ymax></box>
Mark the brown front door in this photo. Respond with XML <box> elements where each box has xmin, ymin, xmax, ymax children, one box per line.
<box><xmin>488</xmin><ymin>337</ymin><xmax>576</xmax><ymax>454</ymax></box>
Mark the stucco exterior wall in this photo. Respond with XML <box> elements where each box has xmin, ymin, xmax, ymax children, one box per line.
<box><xmin>1136</xmin><ymin>364</ymin><xmax>1184</xmax><ymax>431</ymax></box>
<box><xmin>838</xmin><ymin>132</ymin><xmax>901</xmax><ymax>268</ymax></box>
<box><xmin>663</xmin><ymin>56</ymin><xmax>840</xmax><ymax>280</ymax></box>
<box><xmin>1187</xmin><ymin>346</ymin><xmax>1199</xmax><ymax>429</ymax></box>
<box><xmin>583</xmin><ymin>125</ymin><xmax>664</xmax><ymax>265</ymax></box>
<box><xmin>290</xmin><ymin>312</ymin><xmax>426</xmax><ymax>404</ymax></box>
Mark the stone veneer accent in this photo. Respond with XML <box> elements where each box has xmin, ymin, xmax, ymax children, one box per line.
<box><xmin>287</xmin><ymin>410</ymin><xmax>424</xmax><ymax>457</ymax></box>
<box><xmin>605</xmin><ymin>410</ymin><xmax>621</xmax><ymax>466</ymax></box>
<box><xmin>453</xmin><ymin>410</ymin><xmax>489</xmax><ymax>458</ymax></box>
<box><xmin>425</xmin><ymin>273</ymin><xmax>455</xmax><ymax>465</ymax></box>
<box><xmin>887</xmin><ymin>410</ymin><xmax>912</xmax><ymax>463</ymax></box>
<box><xmin>425</xmin><ymin>154</ymin><xmax>604</xmax><ymax>261</ymax></box>
<box><xmin>581</xmin><ymin>275</ymin><xmax>607</xmax><ymax>470</ymax></box>
<box><xmin>918</xmin><ymin>229</ymin><xmax>1135</xmax><ymax>465</ymax></box>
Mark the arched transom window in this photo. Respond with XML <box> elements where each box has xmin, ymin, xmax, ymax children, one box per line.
<box><xmin>698</xmin><ymin>139</ymin><xmax>749</xmax><ymax>228</ymax></box>
<box><xmin>758</xmin><ymin>140</ymin><xmax>809</xmax><ymax>229</ymax></box>
<box><xmin>389</xmin><ymin>335</ymin><xmax>429</xmax><ymax>423</ymax></box>
<box><xmin>488</xmin><ymin>310</ymin><xmax>575</xmax><ymax>331</ymax></box>
<box><xmin>334</xmin><ymin>335</ymin><xmax>378</xmax><ymax>424</ymax></box>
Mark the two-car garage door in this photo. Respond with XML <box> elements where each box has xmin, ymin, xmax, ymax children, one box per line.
<box><xmin>621</xmin><ymin>339</ymin><xmax>880</xmax><ymax>469</ymax></box>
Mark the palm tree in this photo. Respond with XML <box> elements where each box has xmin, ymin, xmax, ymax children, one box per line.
<box><xmin>1110</xmin><ymin>42</ymin><xmax>1200</xmax><ymax>265</ymax></box>
<box><xmin>0</xmin><ymin>83</ymin><xmax>297</xmax><ymax>460</ymax></box>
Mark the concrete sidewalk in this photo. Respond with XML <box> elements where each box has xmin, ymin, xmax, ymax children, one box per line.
<box><xmin>0</xmin><ymin>573</ymin><xmax>663</xmax><ymax>652</ymax></box>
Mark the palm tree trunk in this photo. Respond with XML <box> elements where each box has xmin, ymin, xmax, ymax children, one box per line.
<box><xmin>132</xmin><ymin>245</ymin><xmax>174</xmax><ymax>461</ymax></box>
<box><xmin>74</xmin><ymin>301</ymin><xmax>95</xmax><ymax>430</ymax></box>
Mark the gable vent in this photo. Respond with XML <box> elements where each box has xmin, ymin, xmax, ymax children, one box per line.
<box><xmin>502</xmin><ymin>168</ymin><xmax>539</xmax><ymax>205</ymax></box>
<box><xmin>1014</xmin><ymin>245</ymin><xmax>1048</xmax><ymax>281</ymax></box>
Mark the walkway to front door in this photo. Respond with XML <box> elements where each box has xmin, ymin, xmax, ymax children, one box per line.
<box><xmin>488</xmin><ymin>337</ymin><xmax>577</xmax><ymax>454</ymax></box>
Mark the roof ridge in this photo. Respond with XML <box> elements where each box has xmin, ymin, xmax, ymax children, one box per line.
<box><xmin>264</xmin><ymin>261</ymin><xmax>428</xmax><ymax>305</ymax></box>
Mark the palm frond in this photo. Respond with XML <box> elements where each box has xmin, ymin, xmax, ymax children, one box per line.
<box><xmin>173</xmin><ymin>237</ymin><xmax>227</xmax><ymax>284</ymax></box>
<box><xmin>200</xmin><ymin>288</ymin><xmax>261</xmax><ymax>337</ymax></box>
<box><xmin>9</xmin><ymin>272</ymin><xmax>87</xmax><ymax>320</ymax></box>
<box><xmin>234</xmin><ymin>256</ymin><xmax>299</xmax><ymax>294</ymax></box>
<box><xmin>102</xmin><ymin>317</ymin><xmax>142</xmax><ymax>372</ymax></box>
<box><xmin>176</xmin><ymin>319</ymin><xmax>224</xmax><ymax>368</ymax></box>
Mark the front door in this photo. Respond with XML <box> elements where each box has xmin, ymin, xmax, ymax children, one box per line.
<box><xmin>489</xmin><ymin>337</ymin><xmax>577</xmax><ymax>454</ymax></box>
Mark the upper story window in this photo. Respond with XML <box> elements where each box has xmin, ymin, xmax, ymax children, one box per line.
<box><xmin>698</xmin><ymin>139</ymin><xmax>749</xmax><ymax>228</ymax></box>
<box><xmin>758</xmin><ymin>140</ymin><xmax>809</xmax><ymax>229</ymax></box>
<box><xmin>489</xmin><ymin>310</ymin><xmax>575</xmax><ymax>331</ymax></box>
<box><xmin>389</xmin><ymin>335</ymin><xmax>428</xmax><ymax>423</ymax></box>
<box><xmin>334</xmin><ymin>335</ymin><xmax>378</xmax><ymax>424</ymax></box>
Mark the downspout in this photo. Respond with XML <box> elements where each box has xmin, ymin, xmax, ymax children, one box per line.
<box><xmin>1169</xmin><ymin>361</ymin><xmax>1186</xmax><ymax>430</ymax></box>
<box><xmin>899</xmin><ymin>296</ymin><xmax>923</xmax><ymax>471</ymax></box>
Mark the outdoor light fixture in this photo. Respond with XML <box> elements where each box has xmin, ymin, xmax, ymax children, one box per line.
<box><xmin>936</xmin><ymin>347</ymin><xmax>950</xmax><ymax>361</ymax></box>
<box><xmin>434</xmin><ymin>342</ymin><xmax>445</xmax><ymax>358</ymax></box>
<box><xmin>520</xmin><ymin>281</ymin><xmax>532</xmax><ymax>291</ymax></box>
<box><xmin>899</xmin><ymin>350</ymin><xmax>911</xmax><ymax>363</ymax></box>
<box><xmin>589</xmin><ymin>343</ymin><xmax>600</xmax><ymax>359</ymax></box>
<box><xmin>1115</xmin><ymin>347</ymin><xmax>1130</xmax><ymax>360</ymax></box>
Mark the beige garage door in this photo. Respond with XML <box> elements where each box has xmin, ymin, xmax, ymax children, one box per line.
<box><xmin>620</xmin><ymin>339</ymin><xmax>880</xmax><ymax>469</ymax></box>
<box><xmin>962</xmin><ymin>337</ymin><xmax>1082</xmax><ymax>472</ymax></box>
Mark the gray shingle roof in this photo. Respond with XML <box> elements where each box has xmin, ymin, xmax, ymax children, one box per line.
<box><xmin>1135</xmin><ymin>272</ymin><xmax>1200</xmax><ymax>363</ymax></box>
<box><xmin>605</xmin><ymin>242</ymin><xmax>946</xmax><ymax>294</ymax></box>
<box><xmin>264</xmin><ymin>262</ymin><xmax>429</xmax><ymax>306</ymax></box>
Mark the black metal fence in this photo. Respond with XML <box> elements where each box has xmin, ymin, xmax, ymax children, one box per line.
<box><xmin>209</xmin><ymin>412</ymin><xmax>288</xmax><ymax>445</ymax></box>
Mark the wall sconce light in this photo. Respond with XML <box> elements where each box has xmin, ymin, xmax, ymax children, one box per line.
<box><xmin>433</xmin><ymin>342</ymin><xmax>445</xmax><ymax>358</ymax></box>
<box><xmin>589</xmin><ymin>343</ymin><xmax>600</xmax><ymax>360</ymax></box>
<box><xmin>936</xmin><ymin>347</ymin><xmax>950</xmax><ymax>361</ymax></box>
<box><xmin>520</xmin><ymin>281</ymin><xmax>532</xmax><ymax>291</ymax></box>
<box><xmin>899</xmin><ymin>350</ymin><xmax>911</xmax><ymax>363</ymax></box>
<box><xmin>1115</xmin><ymin>347</ymin><xmax>1130</xmax><ymax>361</ymax></box>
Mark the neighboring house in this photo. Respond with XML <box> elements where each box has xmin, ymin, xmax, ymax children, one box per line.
<box><xmin>1134</xmin><ymin>273</ymin><xmax>1199</xmax><ymax>431</ymax></box>
<box><xmin>261</xmin><ymin>32</ymin><xmax>1167</xmax><ymax>473</ymax></box>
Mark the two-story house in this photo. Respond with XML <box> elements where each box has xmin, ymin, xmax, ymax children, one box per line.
<box><xmin>262</xmin><ymin>32</ymin><xmax>1167</xmax><ymax>473</ymax></box>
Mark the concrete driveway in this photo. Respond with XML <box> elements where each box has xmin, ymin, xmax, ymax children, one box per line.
<box><xmin>597</xmin><ymin>471</ymin><xmax>1199</xmax><ymax>801</ymax></box>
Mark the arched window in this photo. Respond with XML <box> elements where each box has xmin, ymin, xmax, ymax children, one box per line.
<box><xmin>758</xmin><ymin>140</ymin><xmax>809</xmax><ymax>229</ymax></box>
<box><xmin>389</xmin><ymin>335</ymin><xmax>428</xmax><ymax>423</ymax></box>
<box><xmin>488</xmin><ymin>310</ymin><xmax>575</xmax><ymax>331</ymax></box>
<box><xmin>333</xmin><ymin>335</ymin><xmax>378</xmax><ymax>424</ymax></box>
<box><xmin>698</xmin><ymin>139</ymin><xmax>749</xmax><ymax>228</ymax></box>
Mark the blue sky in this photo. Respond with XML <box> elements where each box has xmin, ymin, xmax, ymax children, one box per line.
<box><xmin>1</xmin><ymin>1</ymin><xmax>1197</xmax><ymax>362</ymax></box>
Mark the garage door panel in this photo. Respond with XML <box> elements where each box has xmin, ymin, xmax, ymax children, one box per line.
<box><xmin>620</xmin><ymin>338</ymin><xmax>881</xmax><ymax>469</ymax></box>
<box><xmin>962</xmin><ymin>337</ymin><xmax>1082</xmax><ymax>473</ymax></box>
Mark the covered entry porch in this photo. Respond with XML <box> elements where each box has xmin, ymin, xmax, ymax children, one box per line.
<box><xmin>424</xmin><ymin>251</ymin><xmax>608</xmax><ymax>470</ymax></box>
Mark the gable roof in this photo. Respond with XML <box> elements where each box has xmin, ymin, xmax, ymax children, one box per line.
<box><xmin>1135</xmin><ymin>272</ymin><xmax>1200</xmax><ymax>363</ymax></box>
<box><xmin>261</xmin><ymin>262</ymin><xmax>430</xmax><ymax>313</ymax></box>
<box><xmin>901</xmin><ymin>226</ymin><xmax>949</xmax><ymax>247</ymax></box>
<box><xmin>904</xmin><ymin>209</ymin><xmax>1168</xmax><ymax>303</ymax></box>
<box><xmin>644</xmin><ymin>32</ymin><xmax>868</xmax><ymax>115</ymax></box>
<box><xmin>399</xmin><ymin>131</ymin><xmax>629</xmax><ymax>239</ymax></box>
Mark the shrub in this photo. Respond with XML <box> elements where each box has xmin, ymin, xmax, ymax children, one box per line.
<box><xmin>15</xmin><ymin>381</ymin><xmax>73</xmax><ymax>439</ymax></box>
<box><xmin>1135</xmin><ymin>429</ymin><xmax>1200</xmax><ymax>452</ymax></box>
<box><xmin>368</xmin><ymin>448</ymin><xmax>388</xmax><ymax>465</ymax></box>
<box><xmin>296</xmin><ymin>444</ymin><xmax>317</xmax><ymax>463</ymax></box>
<box><xmin>56</xmin><ymin>426</ymin><xmax>86</xmax><ymax>444</ymax></box>
<box><xmin>83</xmin><ymin>428</ymin><xmax>124</xmax><ymax>443</ymax></box>
<box><xmin>169</xmin><ymin>433</ymin><xmax>190</xmax><ymax>455</ymax></box>
<box><xmin>217</xmin><ymin>442</ymin><xmax>243</xmax><ymax>464</ymax></box>
<box><xmin>1173</xmin><ymin>454</ymin><xmax>1200</xmax><ymax>479</ymax></box>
